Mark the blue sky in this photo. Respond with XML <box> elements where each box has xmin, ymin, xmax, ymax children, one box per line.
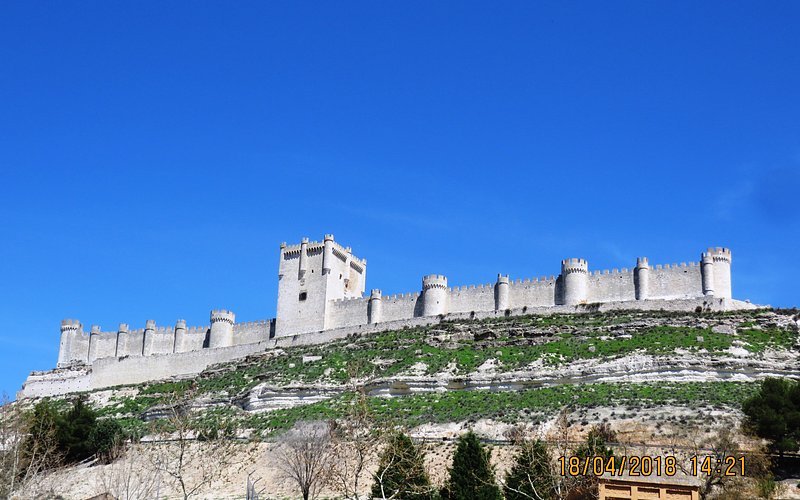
<box><xmin>1</xmin><ymin>2</ymin><xmax>798</xmax><ymax>397</ymax></box>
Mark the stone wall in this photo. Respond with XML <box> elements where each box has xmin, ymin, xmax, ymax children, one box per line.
<box><xmin>117</xmin><ymin>329</ymin><xmax>146</xmax><ymax>357</ymax></box>
<box><xmin>508</xmin><ymin>278</ymin><xmax>559</xmax><ymax>308</ymax></box>
<box><xmin>175</xmin><ymin>328</ymin><xmax>208</xmax><ymax>353</ymax></box>
<box><xmin>449</xmin><ymin>283</ymin><xmax>495</xmax><ymax>313</ymax></box>
<box><xmin>233</xmin><ymin>320</ymin><xmax>273</xmax><ymax>345</ymax></box>
<box><xmin>327</xmin><ymin>297</ymin><xmax>370</xmax><ymax>329</ymax></box>
<box><xmin>380</xmin><ymin>292</ymin><xmax>422</xmax><ymax>322</ymax></box>
<box><xmin>88</xmin><ymin>332</ymin><xmax>117</xmax><ymax>362</ymax></box>
<box><xmin>649</xmin><ymin>263</ymin><xmax>703</xmax><ymax>299</ymax></box>
<box><xmin>22</xmin><ymin>297</ymin><xmax>758</xmax><ymax>399</ymax></box>
<box><xmin>589</xmin><ymin>270</ymin><xmax>637</xmax><ymax>302</ymax></box>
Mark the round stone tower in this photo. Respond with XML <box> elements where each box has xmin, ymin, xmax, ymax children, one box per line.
<box><xmin>561</xmin><ymin>258</ymin><xmax>589</xmax><ymax>305</ymax></box>
<box><xmin>322</xmin><ymin>234</ymin><xmax>335</xmax><ymax>275</ymax></box>
<box><xmin>115</xmin><ymin>323</ymin><xmax>130</xmax><ymax>357</ymax></box>
<box><xmin>57</xmin><ymin>319</ymin><xmax>81</xmax><ymax>366</ymax></box>
<box><xmin>701</xmin><ymin>251</ymin><xmax>715</xmax><ymax>296</ymax></box>
<box><xmin>368</xmin><ymin>289</ymin><xmax>382</xmax><ymax>324</ymax></box>
<box><xmin>422</xmin><ymin>274</ymin><xmax>449</xmax><ymax>317</ymax></box>
<box><xmin>298</xmin><ymin>238</ymin><xmax>309</xmax><ymax>279</ymax></box>
<box><xmin>710</xmin><ymin>247</ymin><xmax>732</xmax><ymax>299</ymax></box>
<box><xmin>495</xmin><ymin>274</ymin><xmax>510</xmax><ymax>311</ymax></box>
<box><xmin>209</xmin><ymin>309</ymin><xmax>235</xmax><ymax>348</ymax></box>
<box><xmin>142</xmin><ymin>319</ymin><xmax>157</xmax><ymax>356</ymax></box>
<box><xmin>634</xmin><ymin>257</ymin><xmax>650</xmax><ymax>300</ymax></box>
<box><xmin>173</xmin><ymin>319</ymin><xmax>187</xmax><ymax>352</ymax></box>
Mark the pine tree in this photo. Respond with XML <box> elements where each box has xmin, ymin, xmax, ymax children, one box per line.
<box><xmin>504</xmin><ymin>440</ymin><xmax>556</xmax><ymax>500</ymax></box>
<box><xmin>371</xmin><ymin>432</ymin><xmax>435</xmax><ymax>500</ymax></box>
<box><xmin>743</xmin><ymin>377</ymin><xmax>800</xmax><ymax>457</ymax></box>
<box><xmin>58</xmin><ymin>397</ymin><xmax>97</xmax><ymax>462</ymax></box>
<box><xmin>445</xmin><ymin>431</ymin><xmax>502</xmax><ymax>500</ymax></box>
<box><xmin>574</xmin><ymin>423</ymin><xmax>615</xmax><ymax>460</ymax></box>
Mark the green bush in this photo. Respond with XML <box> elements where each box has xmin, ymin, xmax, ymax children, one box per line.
<box><xmin>27</xmin><ymin>397</ymin><xmax>127</xmax><ymax>466</ymax></box>
<box><xmin>89</xmin><ymin>419</ymin><xmax>125</xmax><ymax>463</ymax></box>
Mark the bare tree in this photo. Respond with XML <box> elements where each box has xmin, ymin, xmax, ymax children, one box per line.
<box><xmin>100</xmin><ymin>444</ymin><xmax>163</xmax><ymax>500</ymax></box>
<box><xmin>0</xmin><ymin>395</ymin><xmax>60</xmax><ymax>497</ymax></box>
<box><xmin>543</xmin><ymin>407</ymin><xmax>593</xmax><ymax>500</ymax></box>
<box><xmin>149</xmin><ymin>392</ymin><xmax>251</xmax><ymax>499</ymax></box>
<box><xmin>676</xmin><ymin>426</ymin><xmax>741</xmax><ymax>498</ymax></box>
<box><xmin>328</xmin><ymin>393</ymin><xmax>381</xmax><ymax>499</ymax></box>
<box><xmin>246</xmin><ymin>470</ymin><xmax>266</xmax><ymax>500</ymax></box>
<box><xmin>276</xmin><ymin>420</ymin><xmax>333</xmax><ymax>500</ymax></box>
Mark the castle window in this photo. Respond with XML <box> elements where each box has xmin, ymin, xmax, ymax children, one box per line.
<box><xmin>299</xmin><ymin>292</ymin><xmax>307</xmax><ymax>301</ymax></box>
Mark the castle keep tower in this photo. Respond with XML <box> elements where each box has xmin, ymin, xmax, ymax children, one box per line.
<box><xmin>275</xmin><ymin>235</ymin><xmax>366</xmax><ymax>336</ymax></box>
<box><xmin>422</xmin><ymin>274</ymin><xmax>449</xmax><ymax>316</ymax></box>
<box><xmin>560</xmin><ymin>258</ymin><xmax>589</xmax><ymax>305</ymax></box>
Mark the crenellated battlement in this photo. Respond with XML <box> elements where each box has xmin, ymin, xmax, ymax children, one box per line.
<box><xmin>211</xmin><ymin>310</ymin><xmax>235</xmax><ymax>324</ymax></box>
<box><xmin>707</xmin><ymin>247</ymin><xmax>732</xmax><ymax>263</ymax></box>
<box><xmin>60</xmin><ymin>319</ymin><xmax>81</xmax><ymax>333</ymax></box>
<box><xmin>561</xmin><ymin>258</ymin><xmax>589</xmax><ymax>275</ymax></box>
<box><xmin>422</xmin><ymin>274</ymin><xmax>448</xmax><ymax>289</ymax></box>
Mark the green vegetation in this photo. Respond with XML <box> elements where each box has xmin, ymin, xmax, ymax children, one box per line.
<box><xmin>444</xmin><ymin>430</ymin><xmax>502</xmax><ymax>500</ymax></box>
<box><xmin>574</xmin><ymin>422</ymin><xmax>615</xmax><ymax>460</ymax></box>
<box><xmin>26</xmin><ymin>397</ymin><xmax>126</xmax><ymax>465</ymax></box>
<box><xmin>102</xmin><ymin>380</ymin><xmax>758</xmax><ymax>437</ymax></box>
<box><xmin>743</xmin><ymin>378</ymin><xmax>800</xmax><ymax>456</ymax></box>
<box><xmin>737</xmin><ymin>328</ymin><xmax>798</xmax><ymax>352</ymax></box>
<box><xmin>503</xmin><ymin>440</ymin><xmax>556</xmax><ymax>500</ymax></box>
<box><xmin>73</xmin><ymin>310</ymin><xmax>794</xmax><ymax>437</ymax></box>
<box><xmin>238</xmin><ymin>381</ymin><xmax>758</xmax><ymax>436</ymax></box>
<box><xmin>112</xmin><ymin>311</ymin><xmax>794</xmax><ymax>400</ymax></box>
<box><xmin>371</xmin><ymin>432</ymin><xmax>435</xmax><ymax>500</ymax></box>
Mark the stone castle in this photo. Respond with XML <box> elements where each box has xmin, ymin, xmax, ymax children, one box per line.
<box><xmin>22</xmin><ymin>235</ymin><xmax>751</xmax><ymax>398</ymax></box>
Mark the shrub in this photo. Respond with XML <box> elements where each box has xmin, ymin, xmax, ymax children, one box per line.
<box><xmin>89</xmin><ymin>418</ymin><xmax>126</xmax><ymax>463</ymax></box>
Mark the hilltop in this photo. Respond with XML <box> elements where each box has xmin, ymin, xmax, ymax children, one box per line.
<box><xmin>10</xmin><ymin>307</ymin><xmax>800</xmax><ymax>499</ymax></box>
<box><xmin>59</xmin><ymin>307</ymin><xmax>799</xmax><ymax>438</ymax></box>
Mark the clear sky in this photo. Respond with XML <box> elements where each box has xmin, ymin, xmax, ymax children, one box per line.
<box><xmin>1</xmin><ymin>2</ymin><xmax>798</xmax><ymax>398</ymax></box>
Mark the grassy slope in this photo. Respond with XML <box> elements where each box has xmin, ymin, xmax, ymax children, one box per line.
<box><xmin>87</xmin><ymin>309</ymin><xmax>796</xmax><ymax>436</ymax></box>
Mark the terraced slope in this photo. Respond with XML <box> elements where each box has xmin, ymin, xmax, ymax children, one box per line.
<box><xmin>78</xmin><ymin>308</ymin><xmax>798</xmax><ymax>438</ymax></box>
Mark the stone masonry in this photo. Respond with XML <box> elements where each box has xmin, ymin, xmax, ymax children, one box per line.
<box><xmin>21</xmin><ymin>235</ymin><xmax>744</xmax><ymax>397</ymax></box>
